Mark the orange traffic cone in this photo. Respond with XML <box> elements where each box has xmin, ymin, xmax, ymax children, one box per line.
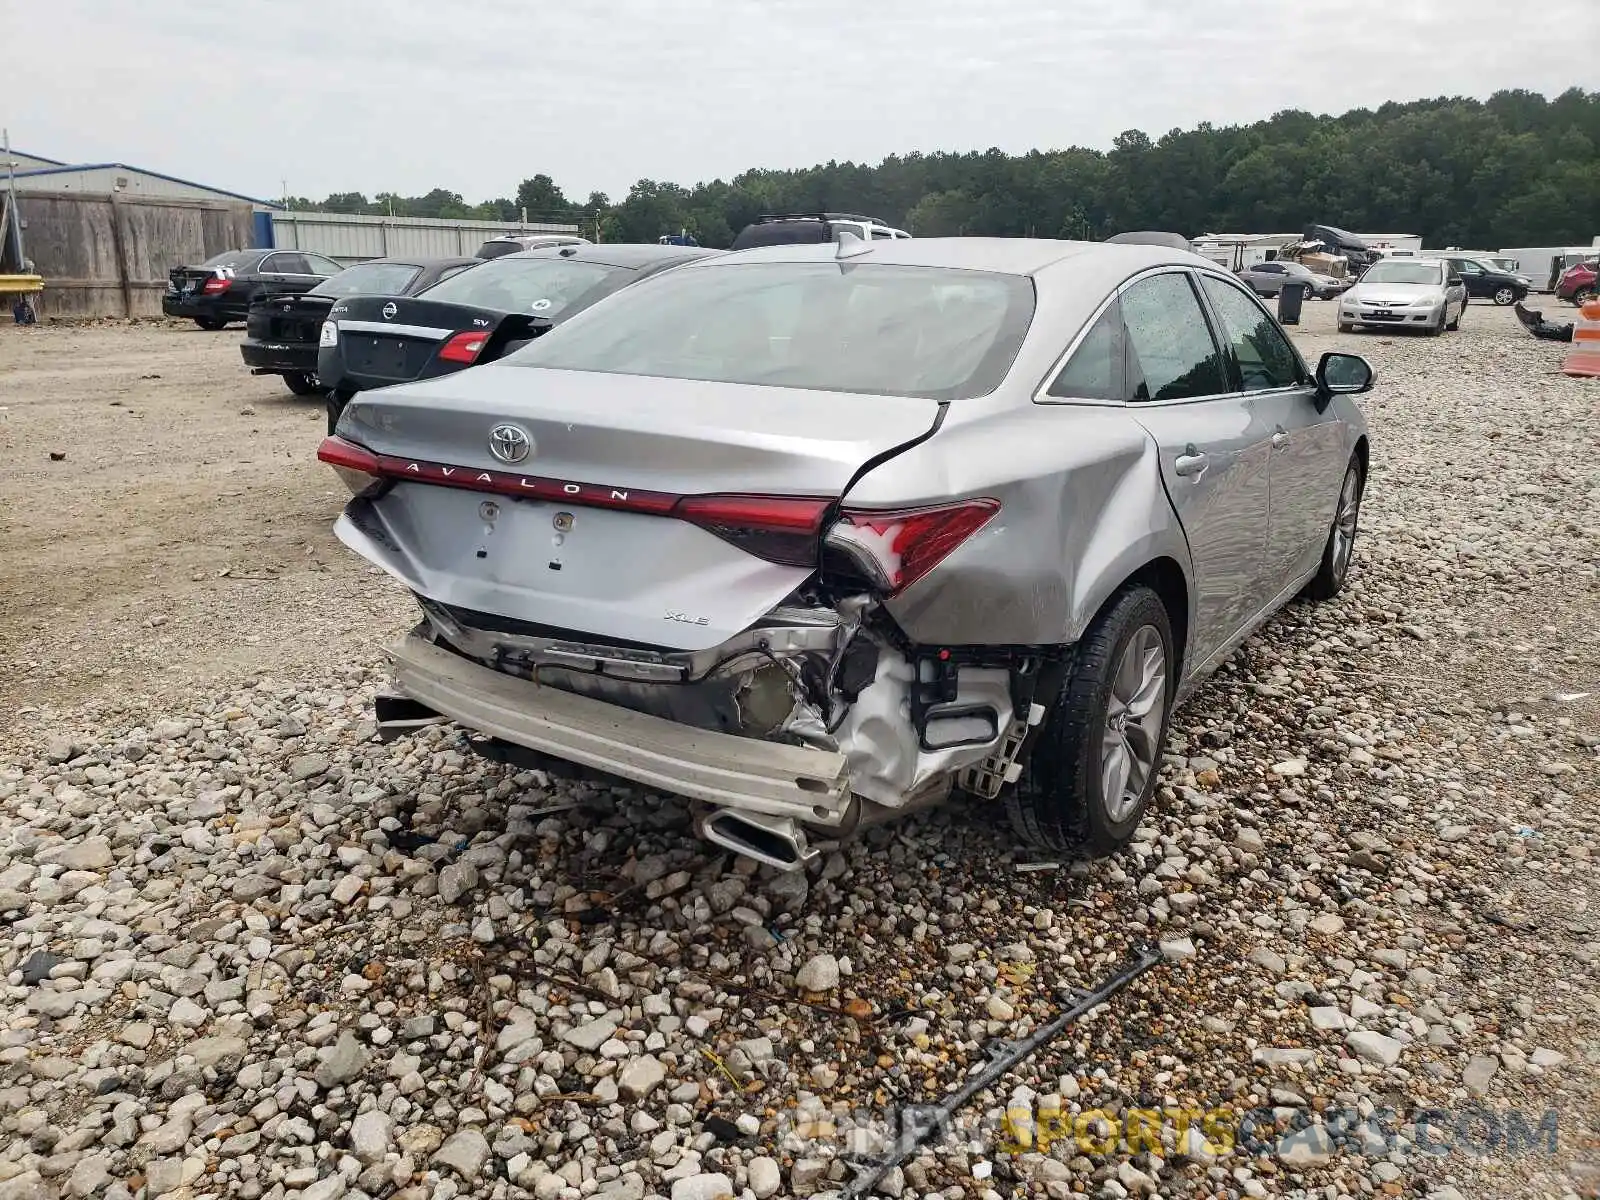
<box><xmin>1562</xmin><ymin>297</ymin><xmax>1600</xmax><ymax>378</ymax></box>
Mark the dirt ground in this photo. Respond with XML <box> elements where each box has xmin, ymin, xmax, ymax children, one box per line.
<box><xmin>0</xmin><ymin>319</ymin><xmax>409</xmax><ymax>725</ymax></box>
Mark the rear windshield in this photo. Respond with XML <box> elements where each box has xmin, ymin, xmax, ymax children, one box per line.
<box><xmin>509</xmin><ymin>262</ymin><xmax>1035</xmax><ymax>401</ymax></box>
<box><xmin>310</xmin><ymin>262</ymin><xmax>421</xmax><ymax>298</ymax></box>
<box><xmin>1361</xmin><ymin>262</ymin><xmax>1441</xmax><ymax>285</ymax></box>
<box><xmin>201</xmin><ymin>250</ymin><xmax>263</xmax><ymax>270</ymax></box>
<box><xmin>730</xmin><ymin>221</ymin><xmax>832</xmax><ymax>250</ymax></box>
<box><xmin>419</xmin><ymin>256</ymin><xmax>627</xmax><ymax>315</ymax></box>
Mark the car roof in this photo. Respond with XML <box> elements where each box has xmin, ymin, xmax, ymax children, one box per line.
<box><xmin>344</xmin><ymin>256</ymin><xmax>479</xmax><ymax>270</ymax></box>
<box><xmin>502</xmin><ymin>244</ymin><xmax>724</xmax><ymax>269</ymax></box>
<box><xmin>710</xmin><ymin>236</ymin><xmax>1218</xmax><ymax>278</ymax></box>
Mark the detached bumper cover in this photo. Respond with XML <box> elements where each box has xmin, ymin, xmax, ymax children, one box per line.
<box><xmin>384</xmin><ymin>632</ymin><xmax>853</xmax><ymax>824</ymax></box>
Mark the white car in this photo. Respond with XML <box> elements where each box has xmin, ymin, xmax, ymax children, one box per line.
<box><xmin>1339</xmin><ymin>258</ymin><xmax>1467</xmax><ymax>335</ymax></box>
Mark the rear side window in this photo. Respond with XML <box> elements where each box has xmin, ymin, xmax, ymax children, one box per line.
<box><xmin>1046</xmin><ymin>299</ymin><xmax>1125</xmax><ymax>401</ymax></box>
<box><xmin>1119</xmin><ymin>273</ymin><xmax>1229</xmax><ymax>402</ymax></box>
<box><xmin>1199</xmin><ymin>277</ymin><xmax>1302</xmax><ymax>391</ymax></box>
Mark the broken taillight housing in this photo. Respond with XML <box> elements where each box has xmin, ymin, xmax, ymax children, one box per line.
<box><xmin>316</xmin><ymin>435</ymin><xmax>386</xmax><ymax>496</ymax></box>
<box><xmin>825</xmin><ymin>499</ymin><xmax>1001</xmax><ymax>595</ymax></box>
<box><xmin>673</xmin><ymin>494</ymin><xmax>832</xmax><ymax>568</ymax></box>
<box><xmin>438</xmin><ymin>330</ymin><xmax>491</xmax><ymax>365</ymax></box>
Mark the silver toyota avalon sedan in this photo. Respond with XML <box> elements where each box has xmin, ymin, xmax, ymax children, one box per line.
<box><xmin>319</xmin><ymin>236</ymin><xmax>1374</xmax><ymax>870</ymax></box>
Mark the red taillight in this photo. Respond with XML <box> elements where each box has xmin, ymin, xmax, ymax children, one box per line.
<box><xmin>317</xmin><ymin>435</ymin><xmax>385</xmax><ymax>495</ymax></box>
<box><xmin>439</xmin><ymin>330</ymin><xmax>490</xmax><ymax>365</ymax></box>
<box><xmin>826</xmin><ymin>499</ymin><xmax>1000</xmax><ymax>595</ymax></box>
<box><xmin>202</xmin><ymin>276</ymin><xmax>229</xmax><ymax>294</ymax></box>
<box><xmin>673</xmin><ymin>494</ymin><xmax>832</xmax><ymax>568</ymax></box>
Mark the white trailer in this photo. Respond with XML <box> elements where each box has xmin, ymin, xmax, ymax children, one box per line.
<box><xmin>1498</xmin><ymin>244</ymin><xmax>1600</xmax><ymax>291</ymax></box>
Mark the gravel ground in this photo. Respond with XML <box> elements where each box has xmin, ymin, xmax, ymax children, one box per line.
<box><xmin>0</xmin><ymin>305</ymin><xmax>1596</xmax><ymax>1200</ymax></box>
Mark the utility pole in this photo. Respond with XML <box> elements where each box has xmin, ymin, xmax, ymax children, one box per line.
<box><xmin>3</xmin><ymin>128</ymin><xmax>26</xmax><ymax>268</ymax></box>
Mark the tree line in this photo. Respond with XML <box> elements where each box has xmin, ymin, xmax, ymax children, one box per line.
<box><xmin>285</xmin><ymin>89</ymin><xmax>1600</xmax><ymax>250</ymax></box>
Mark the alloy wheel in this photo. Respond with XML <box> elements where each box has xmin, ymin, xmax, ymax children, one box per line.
<box><xmin>1330</xmin><ymin>464</ymin><xmax>1362</xmax><ymax>582</ymax></box>
<box><xmin>1100</xmin><ymin>625</ymin><xmax>1167</xmax><ymax>823</ymax></box>
<box><xmin>1493</xmin><ymin>287</ymin><xmax>1516</xmax><ymax>306</ymax></box>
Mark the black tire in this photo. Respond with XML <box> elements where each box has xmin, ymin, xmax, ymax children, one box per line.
<box><xmin>1492</xmin><ymin>286</ymin><xmax>1517</xmax><ymax>306</ymax></box>
<box><xmin>1007</xmin><ymin>585</ymin><xmax>1174</xmax><ymax>857</ymax></box>
<box><xmin>1303</xmin><ymin>456</ymin><xmax>1364</xmax><ymax>602</ymax></box>
<box><xmin>325</xmin><ymin>390</ymin><xmax>352</xmax><ymax>435</ymax></box>
<box><xmin>1338</xmin><ymin>321</ymin><xmax>1355</xmax><ymax>334</ymax></box>
<box><xmin>1572</xmin><ymin>288</ymin><xmax>1597</xmax><ymax>307</ymax></box>
<box><xmin>194</xmin><ymin>316</ymin><xmax>226</xmax><ymax>331</ymax></box>
<box><xmin>284</xmin><ymin>372</ymin><xmax>322</xmax><ymax>397</ymax></box>
<box><xmin>1425</xmin><ymin>315</ymin><xmax>1444</xmax><ymax>336</ymax></box>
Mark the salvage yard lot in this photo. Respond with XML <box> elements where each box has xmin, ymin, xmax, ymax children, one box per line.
<box><xmin>0</xmin><ymin>307</ymin><xmax>1597</xmax><ymax>1199</ymax></box>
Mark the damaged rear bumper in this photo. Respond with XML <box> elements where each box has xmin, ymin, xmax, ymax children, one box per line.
<box><xmin>382</xmin><ymin>631</ymin><xmax>853</xmax><ymax>827</ymax></box>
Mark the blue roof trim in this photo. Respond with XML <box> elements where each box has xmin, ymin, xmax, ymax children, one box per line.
<box><xmin>11</xmin><ymin>162</ymin><xmax>283</xmax><ymax>209</ymax></box>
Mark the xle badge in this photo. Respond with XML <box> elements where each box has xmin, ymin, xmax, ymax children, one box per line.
<box><xmin>665</xmin><ymin>611</ymin><xmax>710</xmax><ymax>626</ymax></box>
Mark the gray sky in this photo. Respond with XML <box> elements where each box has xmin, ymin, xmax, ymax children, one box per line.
<box><xmin>8</xmin><ymin>0</ymin><xmax>1597</xmax><ymax>206</ymax></box>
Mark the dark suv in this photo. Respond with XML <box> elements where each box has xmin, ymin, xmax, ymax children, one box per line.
<box><xmin>730</xmin><ymin>213</ymin><xmax>909</xmax><ymax>250</ymax></box>
<box><xmin>1442</xmin><ymin>256</ymin><xmax>1529</xmax><ymax>307</ymax></box>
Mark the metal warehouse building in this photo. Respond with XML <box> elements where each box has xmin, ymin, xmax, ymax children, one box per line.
<box><xmin>5</xmin><ymin>147</ymin><xmax>580</xmax><ymax>317</ymax></box>
<box><xmin>10</xmin><ymin>158</ymin><xmax>281</xmax><ymax>211</ymax></box>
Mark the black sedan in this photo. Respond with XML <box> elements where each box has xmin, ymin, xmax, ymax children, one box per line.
<box><xmin>164</xmin><ymin>249</ymin><xmax>344</xmax><ymax>329</ymax></box>
<box><xmin>241</xmin><ymin>257</ymin><xmax>480</xmax><ymax>396</ymax></box>
<box><xmin>318</xmin><ymin>243</ymin><xmax>719</xmax><ymax>432</ymax></box>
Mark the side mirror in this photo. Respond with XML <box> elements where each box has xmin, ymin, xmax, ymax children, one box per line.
<box><xmin>1316</xmin><ymin>351</ymin><xmax>1374</xmax><ymax>400</ymax></box>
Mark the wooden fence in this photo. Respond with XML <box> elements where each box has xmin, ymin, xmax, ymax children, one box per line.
<box><xmin>10</xmin><ymin>191</ymin><xmax>255</xmax><ymax>319</ymax></box>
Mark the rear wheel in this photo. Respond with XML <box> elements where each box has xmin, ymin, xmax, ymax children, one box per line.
<box><xmin>1007</xmin><ymin>585</ymin><xmax>1173</xmax><ymax>857</ymax></box>
<box><xmin>284</xmin><ymin>372</ymin><xmax>322</xmax><ymax>397</ymax></box>
<box><xmin>1492</xmin><ymin>286</ymin><xmax>1517</xmax><ymax>306</ymax></box>
<box><xmin>194</xmin><ymin>316</ymin><xmax>226</xmax><ymax>331</ymax></box>
<box><xmin>1303</xmin><ymin>457</ymin><xmax>1364</xmax><ymax>601</ymax></box>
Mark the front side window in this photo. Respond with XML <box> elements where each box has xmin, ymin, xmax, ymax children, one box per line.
<box><xmin>510</xmin><ymin>262</ymin><xmax>1035</xmax><ymax>401</ymax></box>
<box><xmin>1119</xmin><ymin>273</ymin><xmax>1229</xmax><ymax>402</ymax></box>
<box><xmin>419</xmin><ymin>256</ymin><xmax>628</xmax><ymax>316</ymax></box>
<box><xmin>1200</xmin><ymin>277</ymin><xmax>1302</xmax><ymax>392</ymax></box>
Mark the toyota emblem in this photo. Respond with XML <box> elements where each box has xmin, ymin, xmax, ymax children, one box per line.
<box><xmin>488</xmin><ymin>423</ymin><xmax>532</xmax><ymax>464</ymax></box>
<box><xmin>381</xmin><ymin>301</ymin><xmax>398</xmax><ymax>320</ymax></box>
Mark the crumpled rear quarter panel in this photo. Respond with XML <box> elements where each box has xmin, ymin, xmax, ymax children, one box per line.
<box><xmin>851</xmin><ymin>403</ymin><xmax>1193</xmax><ymax>648</ymax></box>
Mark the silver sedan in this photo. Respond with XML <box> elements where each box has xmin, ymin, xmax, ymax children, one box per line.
<box><xmin>321</xmin><ymin>237</ymin><xmax>1375</xmax><ymax>870</ymax></box>
<box><xmin>1339</xmin><ymin>259</ymin><xmax>1468</xmax><ymax>335</ymax></box>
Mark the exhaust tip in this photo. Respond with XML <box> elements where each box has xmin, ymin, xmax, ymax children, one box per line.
<box><xmin>700</xmin><ymin>810</ymin><xmax>812</xmax><ymax>873</ymax></box>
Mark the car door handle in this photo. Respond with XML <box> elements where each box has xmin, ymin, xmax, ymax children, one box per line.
<box><xmin>1174</xmin><ymin>451</ymin><xmax>1209</xmax><ymax>478</ymax></box>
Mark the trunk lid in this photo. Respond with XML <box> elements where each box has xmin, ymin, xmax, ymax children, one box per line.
<box><xmin>246</xmin><ymin>293</ymin><xmax>334</xmax><ymax>342</ymax></box>
<box><xmin>325</xmin><ymin>294</ymin><xmax>536</xmax><ymax>387</ymax></box>
<box><xmin>333</xmin><ymin>366</ymin><xmax>941</xmax><ymax>650</ymax></box>
<box><xmin>167</xmin><ymin>265</ymin><xmax>219</xmax><ymax>296</ymax></box>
